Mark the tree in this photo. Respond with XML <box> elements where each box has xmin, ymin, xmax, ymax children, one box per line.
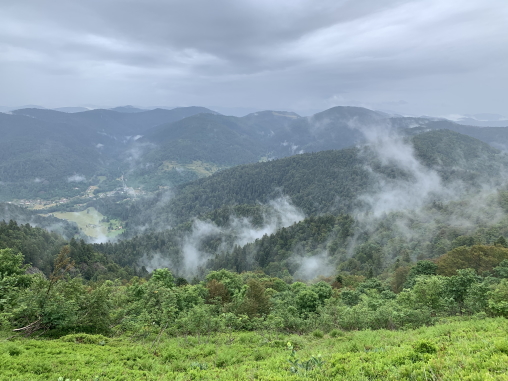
<box><xmin>487</xmin><ymin>279</ymin><xmax>508</xmax><ymax>317</ymax></box>
<box><xmin>0</xmin><ymin>249</ymin><xmax>32</xmax><ymax>327</ymax></box>
<box><xmin>150</xmin><ymin>268</ymin><xmax>175</xmax><ymax>288</ymax></box>
<box><xmin>443</xmin><ymin>268</ymin><xmax>479</xmax><ymax>313</ymax></box>
<box><xmin>238</xmin><ymin>279</ymin><xmax>271</xmax><ymax>318</ymax></box>
<box><xmin>437</xmin><ymin>245</ymin><xmax>508</xmax><ymax>276</ymax></box>
<box><xmin>404</xmin><ymin>261</ymin><xmax>437</xmax><ymax>289</ymax></box>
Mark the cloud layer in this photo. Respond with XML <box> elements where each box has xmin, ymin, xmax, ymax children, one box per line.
<box><xmin>1</xmin><ymin>0</ymin><xmax>507</xmax><ymax>116</ymax></box>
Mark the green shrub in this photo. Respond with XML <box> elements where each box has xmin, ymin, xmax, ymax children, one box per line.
<box><xmin>413</xmin><ymin>340</ymin><xmax>437</xmax><ymax>354</ymax></box>
<box><xmin>4</xmin><ymin>342</ymin><xmax>24</xmax><ymax>356</ymax></box>
<box><xmin>59</xmin><ymin>333</ymin><xmax>108</xmax><ymax>345</ymax></box>
<box><xmin>329</xmin><ymin>329</ymin><xmax>344</xmax><ymax>338</ymax></box>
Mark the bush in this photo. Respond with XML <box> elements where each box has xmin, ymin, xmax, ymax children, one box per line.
<box><xmin>329</xmin><ymin>329</ymin><xmax>344</xmax><ymax>338</ymax></box>
<box><xmin>413</xmin><ymin>340</ymin><xmax>437</xmax><ymax>354</ymax></box>
<box><xmin>3</xmin><ymin>342</ymin><xmax>24</xmax><ymax>356</ymax></box>
<box><xmin>59</xmin><ymin>333</ymin><xmax>108</xmax><ymax>345</ymax></box>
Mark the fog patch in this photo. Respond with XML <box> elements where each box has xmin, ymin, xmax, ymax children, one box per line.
<box><xmin>292</xmin><ymin>251</ymin><xmax>334</xmax><ymax>281</ymax></box>
<box><xmin>138</xmin><ymin>196</ymin><xmax>305</xmax><ymax>279</ymax></box>
<box><xmin>180</xmin><ymin>220</ymin><xmax>222</xmax><ymax>278</ymax></box>
<box><xmin>67</xmin><ymin>174</ymin><xmax>86</xmax><ymax>183</ymax></box>
<box><xmin>125</xmin><ymin>141</ymin><xmax>155</xmax><ymax>164</ymax></box>
<box><xmin>281</xmin><ymin>141</ymin><xmax>302</xmax><ymax>155</ymax></box>
<box><xmin>139</xmin><ymin>252</ymin><xmax>174</xmax><ymax>273</ymax></box>
<box><xmin>352</xmin><ymin>121</ymin><xmax>458</xmax><ymax>217</ymax></box>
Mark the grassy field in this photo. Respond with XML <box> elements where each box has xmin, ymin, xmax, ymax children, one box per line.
<box><xmin>161</xmin><ymin>160</ymin><xmax>224</xmax><ymax>177</ymax></box>
<box><xmin>1</xmin><ymin>317</ymin><xmax>507</xmax><ymax>380</ymax></box>
<box><xmin>52</xmin><ymin>207</ymin><xmax>124</xmax><ymax>239</ymax></box>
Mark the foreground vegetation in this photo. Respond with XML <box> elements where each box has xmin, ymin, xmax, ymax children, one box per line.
<box><xmin>1</xmin><ymin>241</ymin><xmax>508</xmax><ymax>379</ymax></box>
<box><xmin>1</xmin><ymin>318</ymin><xmax>507</xmax><ymax>380</ymax></box>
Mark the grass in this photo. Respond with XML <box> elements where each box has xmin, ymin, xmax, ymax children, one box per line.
<box><xmin>52</xmin><ymin>207</ymin><xmax>124</xmax><ymax>239</ymax></box>
<box><xmin>161</xmin><ymin>160</ymin><xmax>224</xmax><ymax>177</ymax></box>
<box><xmin>0</xmin><ymin>317</ymin><xmax>507</xmax><ymax>380</ymax></box>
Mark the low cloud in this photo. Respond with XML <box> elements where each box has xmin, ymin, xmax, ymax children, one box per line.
<box><xmin>138</xmin><ymin>196</ymin><xmax>305</xmax><ymax>278</ymax></box>
<box><xmin>67</xmin><ymin>174</ymin><xmax>86</xmax><ymax>182</ymax></box>
<box><xmin>292</xmin><ymin>251</ymin><xmax>335</xmax><ymax>281</ymax></box>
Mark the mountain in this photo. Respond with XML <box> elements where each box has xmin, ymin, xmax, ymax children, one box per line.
<box><xmin>133</xmin><ymin>107</ymin><xmax>387</xmax><ymax>182</ymax></box>
<box><xmin>453</xmin><ymin>113</ymin><xmax>508</xmax><ymax>127</ymax></box>
<box><xmin>0</xmin><ymin>105</ymin><xmax>46</xmax><ymax>113</ymax></box>
<box><xmin>128</xmin><ymin>110</ymin><xmax>304</xmax><ymax>189</ymax></box>
<box><xmin>137</xmin><ymin>105</ymin><xmax>508</xmax><ymax>182</ymax></box>
<box><xmin>0</xmin><ymin>112</ymin><xmax>112</xmax><ymax>200</ymax></box>
<box><xmin>4</xmin><ymin>103</ymin><xmax>508</xmax><ymax>202</ymax></box>
<box><xmin>12</xmin><ymin>106</ymin><xmax>218</xmax><ymax>137</ymax></box>
<box><xmin>270</xmin><ymin>106</ymin><xmax>388</xmax><ymax>154</ymax></box>
<box><xmin>118</xmin><ymin>129</ymin><xmax>507</xmax><ymax>231</ymax></box>
<box><xmin>52</xmin><ymin>107</ymin><xmax>90</xmax><ymax>113</ymax></box>
<box><xmin>109</xmin><ymin>105</ymin><xmax>147</xmax><ymax>113</ymax></box>
<box><xmin>141</xmin><ymin>113</ymin><xmax>269</xmax><ymax>165</ymax></box>
<box><xmin>93</xmin><ymin>129</ymin><xmax>508</xmax><ymax>278</ymax></box>
<box><xmin>0</xmin><ymin>107</ymin><xmax>219</xmax><ymax>200</ymax></box>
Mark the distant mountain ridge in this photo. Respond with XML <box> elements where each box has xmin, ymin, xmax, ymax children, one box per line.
<box><xmin>3</xmin><ymin>104</ymin><xmax>508</xmax><ymax>200</ymax></box>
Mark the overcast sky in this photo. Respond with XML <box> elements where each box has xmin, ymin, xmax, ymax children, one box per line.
<box><xmin>0</xmin><ymin>0</ymin><xmax>506</xmax><ymax>116</ymax></box>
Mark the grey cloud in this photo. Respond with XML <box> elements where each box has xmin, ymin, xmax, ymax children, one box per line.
<box><xmin>0</xmin><ymin>0</ymin><xmax>506</xmax><ymax>115</ymax></box>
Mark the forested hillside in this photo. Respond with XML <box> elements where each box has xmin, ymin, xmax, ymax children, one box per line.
<box><xmin>115</xmin><ymin>129</ymin><xmax>508</xmax><ymax>232</ymax></box>
<box><xmin>3</xmin><ymin>104</ymin><xmax>508</xmax><ymax>201</ymax></box>
<box><xmin>0</xmin><ymin>107</ymin><xmax>217</xmax><ymax>200</ymax></box>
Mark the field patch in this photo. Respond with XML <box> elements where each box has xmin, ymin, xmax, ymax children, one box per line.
<box><xmin>161</xmin><ymin>160</ymin><xmax>224</xmax><ymax>177</ymax></box>
<box><xmin>51</xmin><ymin>207</ymin><xmax>124</xmax><ymax>239</ymax></box>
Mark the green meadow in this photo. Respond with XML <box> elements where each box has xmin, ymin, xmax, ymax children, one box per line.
<box><xmin>52</xmin><ymin>207</ymin><xmax>124</xmax><ymax>239</ymax></box>
<box><xmin>1</xmin><ymin>317</ymin><xmax>507</xmax><ymax>381</ymax></box>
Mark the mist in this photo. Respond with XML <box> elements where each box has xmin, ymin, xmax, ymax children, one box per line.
<box><xmin>287</xmin><ymin>117</ymin><xmax>508</xmax><ymax>279</ymax></box>
<box><xmin>138</xmin><ymin>196</ymin><xmax>305</xmax><ymax>278</ymax></box>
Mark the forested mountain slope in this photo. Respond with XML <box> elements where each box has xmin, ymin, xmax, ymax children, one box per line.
<box><xmin>122</xmin><ymin>129</ymin><xmax>507</xmax><ymax>229</ymax></box>
<box><xmin>141</xmin><ymin>113</ymin><xmax>269</xmax><ymax>166</ymax></box>
<box><xmin>87</xmin><ymin>129</ymin><xmax>508</xmax><ymax>280</ymax></box>
<box><xmin>0</xmin><ymin>107</ymin><xmax>217</xmax><ymax>200</ymax></box>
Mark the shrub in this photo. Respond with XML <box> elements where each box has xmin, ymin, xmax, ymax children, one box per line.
<box><xmin>329</xmin><ymin>329</ymin><xmax>344</xmax><ymax>338</ymax></box>
<box><xmin>59</xmin><ymin>333</ymin><xmax>108</xmax><ymax>345</ymax></box>
<box><xmin>4</xmin><ymin>342</ymin><xmax>24</xmax><ymax>356</ymax></box>
<box><xmin>413</xmin><ymin>340</ymin><xmax>437</xmax><ymax>354</ymax></box>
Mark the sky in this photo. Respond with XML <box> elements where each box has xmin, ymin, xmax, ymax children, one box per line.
<box><xmin>0</xmin><ymin>0</ymin><xmax>507</xmax><ymax>117</ymax></box>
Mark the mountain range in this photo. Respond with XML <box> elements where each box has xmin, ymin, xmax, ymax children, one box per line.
<box><xmin>3</xmin><ymin>104</ymin><xmax>508</xmax><ymax>201</ymax></box>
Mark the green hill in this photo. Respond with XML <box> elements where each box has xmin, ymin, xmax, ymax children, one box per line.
<box><xmin>87</xmin><ymin>129</ymin><xmax>508</xmax><ymax>279</ymax></box>
<box><xmin>0</xmin><ymin>107</ymin><xmax>218</xmax><ymax>200</ymax></box>
<box><xmin>133</xmin><ymin>129</ymin><xmax>507</xmax><ymax>225</ymax></box>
